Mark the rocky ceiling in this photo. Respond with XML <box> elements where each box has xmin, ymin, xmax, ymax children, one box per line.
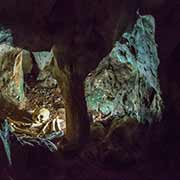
<box><xmin>0</xmin><ymin>0</ymin><xmax>168</xmax><ymax>52</ymax></box>
<box><xmin>0</xmin><ymin>0</ymin><xmax>179</xmax><ymax>75</ymax></box>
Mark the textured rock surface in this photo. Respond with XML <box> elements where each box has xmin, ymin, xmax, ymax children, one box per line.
<box><xmin>0</xmin><ymin>15</ymin><xmax>163</xmax><ymax>124</ymax></box>
<box><xmin>90</xmin><ymin>122</ymin><xmax>106</xmax><ymax>141</ymax></box>
<box><xmin>0</xmin><ymin>0</ymin><xmax>167</xmax><ymax>145</ymax></box>
<box><xmin>33</xmin><ymin>51</ymin><xmax>53</xmax><ymax>71</ymax></box>
<box><xmin>0</xmin><ymin>27</ymin><xmax>33</xmax><ymax>107</ymax></box>
<box><xmin>86</xmin><ymin>15</ymin><xmax>163</xmax><ymax>123</ymax></box>
<box><xmin>0</xmin><ymin>26</ymin><xmax>13</xmax><ymax>46</ymax></box>
<box><xmin>33</xmin><ymin>51</ymin><xmax>57</xmax><ymax>88</ymax></box>
<box><xmin>100</xmin><ymin>116</ymin><xmax>145</xmax><ymax>164</ymax></box>
<box><xmin>0</xmin><ymin>44</ymin><xmax>26</xmax><ymax>107</ymax></box>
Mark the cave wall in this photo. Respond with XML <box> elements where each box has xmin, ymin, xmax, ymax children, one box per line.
<box><xmin>86</xmin><ymin>15</ymin><xmax>163</xmax><ymax>123</ymax></box>
<box><xmin>154</xmin><ymin>1</ymin><xmax>180</xmax><ymax>133</ymax></box>
<box><xmin>0</xmin><ymin>0</ymin><xmax>179</xmax><ymax>143</ymax></box>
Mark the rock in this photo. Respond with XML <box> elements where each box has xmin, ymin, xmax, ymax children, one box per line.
<box><xmin>21</xmin><ymin>50</ymin><xmax>33</xmax><ymax>74</ymax></box>
<box><xmin>0</xmin><ymin>26</ymin><xmax>13</xmax><ymax>45</ymax></box>
<box><xmin>37</xmin><ymin>70</ymin><xmax>57</xmax><ymax>88</ymax></box>
<box><xmin>33</xmin><ymin>51</ymin><xmax>57</xmax><ymax>88</ymax></box>
<box><xmin>100</xmin><ymin>116</ymin><xmax>145</xmax><ymax>165</ymax></box>
<box><xmin>107</xmin><ymin>116</ymin><xmax>141</xmax><ymax>144</ymax></box>
<box><xmin>86</xmin><ymin>15</ymin><xmax>163</xmax><ymax>123</ymax></box>
<box><xmin>0</xmin><ymin>44</ymin><xmax>26</xmax><ymax>107</ymax></box>
<box><xmin>32</xmin><ymin>51</ymin><xmax>53</xmax><ymax>70</ymax></box>
<box><xmin>90</xmin><ymin>122</ymin><xmax>106</xmax><ymax>141</ymax></box>
<box><xmin>0</xmin><ymin>28</ymin><xmax>33</xmax><ymax>107</ymax></box>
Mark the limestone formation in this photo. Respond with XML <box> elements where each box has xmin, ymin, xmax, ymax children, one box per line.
<box><xmin>86</xmin><ymin>15</ymin><xmax>163</xmax><ymax>123</ymax></box>
<box><xmin>0</xmin><ymin>26</ymin><xmax>13</xmax><ymax>45</ymax></box>
<box><xmin>0</xmin><ymin>45</ymin><xmax>26</xmax><ymax>107</ymax></box>
<box><xmin>33</xmin><ymin>51</ymin><xmax>57</xmax><ymax>88</ymax></box>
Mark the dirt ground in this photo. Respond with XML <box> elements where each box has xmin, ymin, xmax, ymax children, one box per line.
<box><xmin>0</xmin><ymin>79</ymin><xmax>179</xmax><ymax>180</ymax></box>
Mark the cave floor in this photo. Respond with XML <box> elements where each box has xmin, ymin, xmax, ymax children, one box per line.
<box><xmin>1</xmin><ymin>83</ymin><xmax>64</xmax><ymax>123</ymax></box>
<box><xmin>0</xmin><ymin>80</ymin><xmax>66</xmax><ymax>138</ymax></box>
<box><xmin>0</xmin><ymin>78</ymin><xmax>105</xmax><ymax>138</ymax></box>
<box><xmin>0</xmin><ymin>82</ymin><xmax>179</xmax><ymax>180</ymax></box>
<box><xmin>0</xmin><ymin>142</ymin><xmax>179</xmax><ymax>180</ymax></box>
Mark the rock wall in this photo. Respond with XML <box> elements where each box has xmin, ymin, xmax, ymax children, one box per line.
<box><xmin>0</xmin><ymin>44</ymin><xmax>26</xmax><ymax>107</ymax></box>
<box><xmin>0</xmin><ymin>28</ymin><xmax>32</xmax><ymax>108</ymax></box>
<box><xmin>0</xmin><ymin>28</ymin><xmax>55</xmax><ymax>107</ymax></box>
<box><xmin>86</xmin><ymin>15</ymin><xmax>163</xmax><ymax>123</ymax></box>
<box><xmin>0</xmin><ymin>15</ymin><xmax>163</xmax><ymax>124</ymax></box>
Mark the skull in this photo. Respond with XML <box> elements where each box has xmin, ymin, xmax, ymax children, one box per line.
<box><xmin>32</xmin><ymin>108</ymin><xmax>50</xmax><ymax>123</ymax></box>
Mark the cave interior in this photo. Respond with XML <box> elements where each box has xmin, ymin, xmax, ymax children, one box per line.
<box><xmin>0</xmin><ymin>0</ymin><xmax>180</xmax><ymax>180</ymax></box>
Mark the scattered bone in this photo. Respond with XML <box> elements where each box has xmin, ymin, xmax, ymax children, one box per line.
<box><xmin>32</xmin><ymin>107</ymin><xmax>50</xmax><ymax>123</ymax></box>
<box><xmin>6</xmin><ymin>107</ymin><xmax>65</xmax><ymax>138</ymax></box>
